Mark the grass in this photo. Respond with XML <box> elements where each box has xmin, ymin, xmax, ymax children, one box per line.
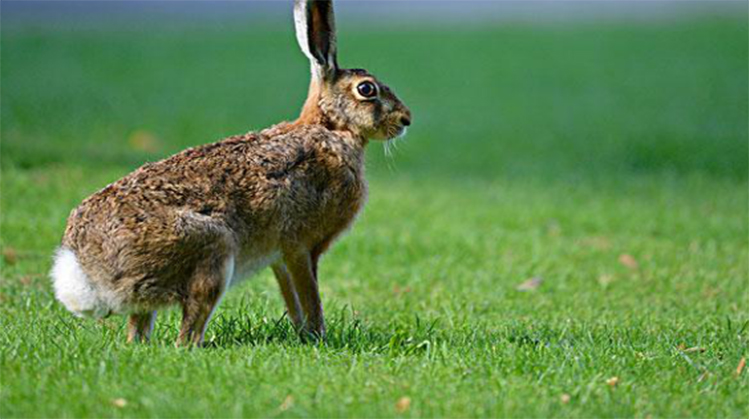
<box><xmin>1</xmin><ymin>14</ymin><xmax>748</xmax><ymax>418</ymax></box>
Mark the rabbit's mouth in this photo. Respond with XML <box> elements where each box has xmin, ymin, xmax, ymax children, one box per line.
<box><xmin>368</xmin><ymin>108</ymin><xmax>410</xmax><ymax>140</ymax></box>
<box><xmin>391</xmin><ymin>125</ymin><xmax>407</xmax><ymax>139</ymax></box>
<box><xmin>374</xmin><ymin>122</ymin><xmax>408</xmax><ymax>141</ymax></box>
<box><xmin>386</xmin><ymin>113</ymin><xmax>411</xmax><ymax>139</ymax></box>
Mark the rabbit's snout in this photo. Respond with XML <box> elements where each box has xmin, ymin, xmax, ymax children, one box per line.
<box><xmin>396</xmin><ymin>107</ymin><xmax>412</xmax><ymax>127</ymax></box>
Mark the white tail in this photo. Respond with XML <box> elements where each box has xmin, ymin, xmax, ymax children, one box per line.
<box><xmin>51</xmin><ymin>248</ymin><xmax>110</xmax><ymax>318</ymax></box>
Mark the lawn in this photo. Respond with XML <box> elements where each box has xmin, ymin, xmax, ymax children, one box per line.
<box><xmin>1</xmin><ymin>13</ymin><xmax>748</xmax><ymax>418</ymax></box>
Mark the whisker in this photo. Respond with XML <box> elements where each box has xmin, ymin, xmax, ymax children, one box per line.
<box><xmin>383</xmin><ymin>125</ymin><xmax>408</xmax><ymax>173</ymax></box>
<box><xmin>392</xmin><ymin>137</ymin><xmax>401</xmax><ymax>150</ymax></box>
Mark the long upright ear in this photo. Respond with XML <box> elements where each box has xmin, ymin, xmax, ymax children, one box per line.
<box><xmin>294</xmin><ymin>0</ymin><xmax>338</xmax><ymax>80</ymax></box>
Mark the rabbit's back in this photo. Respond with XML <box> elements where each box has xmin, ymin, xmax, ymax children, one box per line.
<box><xmin>56</xmin><ymin>124</ymin><xmax>366</xmax><ymax>315</ymax></box>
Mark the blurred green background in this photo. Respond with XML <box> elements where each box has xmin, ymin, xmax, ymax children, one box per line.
<box><xmin>1</xmin><ymin>1</ymin><xmax>748</xmax><ymax>418</ymax></box>
<box><xmin>3</xmin><ymin>2</ymin><xmax>747</xmax><ymax>181</ymax></box>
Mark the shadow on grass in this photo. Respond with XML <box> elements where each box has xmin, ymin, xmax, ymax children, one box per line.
<box><xmin>198</xmin><ymin>305</ymin><xmax>749</xmax><ymax>365</ymax></box>
<box><xmin>203</xmin><ymin>307</ymin><xmax>446</xmax><ymax>356</ymax></box>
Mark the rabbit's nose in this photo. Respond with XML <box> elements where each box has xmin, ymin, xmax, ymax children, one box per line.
<box><xmin>400</xmin><ymin>116</ymin><xmax>411</xmax><ymax>126</ymax></box>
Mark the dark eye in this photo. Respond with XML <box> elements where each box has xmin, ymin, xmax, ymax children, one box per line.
<box><xmin>356</xmin><ymin>81</ymin><xmax>377</xmax><ymax>98</ymax></box>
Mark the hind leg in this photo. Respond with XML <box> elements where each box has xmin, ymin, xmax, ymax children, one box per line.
<box><xmin>127</xmin><ymin>311</ymin><xmax>157</xmax><ymax>343</ymax></box>
<box><xmin>176</xmin><ymin>255</ymin><xmax>233</xmax><ymax>347</ymax></box>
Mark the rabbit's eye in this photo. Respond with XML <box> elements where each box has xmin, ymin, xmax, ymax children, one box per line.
<box><xmin>356</xmin><ymin>81</ymin><xmax>377</xmax><ymax>99</ymax></box>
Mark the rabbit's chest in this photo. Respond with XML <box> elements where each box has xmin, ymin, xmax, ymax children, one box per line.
<box><xmin>312</xmin><ymin>175</ymin><xmax>368</xmax><ymax>240</ymax></box>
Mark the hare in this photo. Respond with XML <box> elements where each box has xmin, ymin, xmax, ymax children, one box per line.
<box><xmin>51</xmin><ymin>0</ymin><xmax>411</xmax><ymax>345</ymax></box>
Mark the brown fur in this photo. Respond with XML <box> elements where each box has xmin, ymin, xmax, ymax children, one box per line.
<box><xmin>55</xmin><ymin>0</ymin><xmax>411</xmax><ymax>345</ymax></box>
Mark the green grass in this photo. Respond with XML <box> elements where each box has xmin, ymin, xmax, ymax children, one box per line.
<box><xmin>1</xmin><ymin>16</ymin><xmax>748</xmax><ymax>418</ymax></box>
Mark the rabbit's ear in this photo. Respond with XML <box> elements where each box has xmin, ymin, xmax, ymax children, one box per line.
<box><xmin>294</xmin><ymin>0</ymin><xmax>338</xmax><ymax>80</ymax></box>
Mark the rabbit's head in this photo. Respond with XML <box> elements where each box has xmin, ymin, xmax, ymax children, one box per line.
<box><xmin>294</xmin><ymin>0</ymin><xmax>411</xmax><ymax>140</ymax></box>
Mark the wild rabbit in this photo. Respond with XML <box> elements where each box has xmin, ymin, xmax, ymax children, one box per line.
<box><xmin>51</xmin><ymin>0</ymin><xmax>411</xmax><ymax>345</ymax></box>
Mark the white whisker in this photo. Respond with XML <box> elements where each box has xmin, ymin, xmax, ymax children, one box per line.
<box><xmin>384</xmin><ymin>139</ymin><xmax>393</xmax><ymax>157</ymax></box>
<box><xmin>383</xmin><ymin>126</ymin><xmax>408</xmax><ymax>167</ymax></box>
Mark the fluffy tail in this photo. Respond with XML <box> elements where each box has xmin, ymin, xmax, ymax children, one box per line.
<box><xmin>51</xmin><ymin>247</ymin><xmax>109</xmax><ymax>318</ymax></box>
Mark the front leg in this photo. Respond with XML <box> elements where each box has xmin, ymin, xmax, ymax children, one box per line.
<box><xmin>271</xmin><ymin>262</ymin><xmax>303</xmax><ymax>327</ymax></box>
<box><xmin>282</xmin><ymin>246</ymin><xmax>325</xmax><ymax>338</ymax></box>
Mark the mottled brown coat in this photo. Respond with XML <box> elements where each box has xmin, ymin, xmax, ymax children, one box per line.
<box><xmin>53</xmin><ymin>0</ymin><xmax>411</xmax><ymax>345</ymax></box>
